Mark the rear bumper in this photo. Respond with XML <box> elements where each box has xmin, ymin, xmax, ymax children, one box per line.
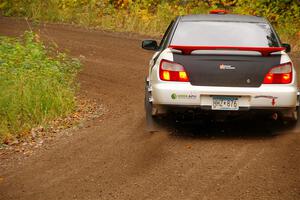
<box><xmin>152</xmin><ymin>104</ymin><xmax>296</xmax><ymax>120</ymax></box>
<box><xmin>152</xmin><ymin>82</ymin><xmax>298</xmax><ymax>109</ymax></box>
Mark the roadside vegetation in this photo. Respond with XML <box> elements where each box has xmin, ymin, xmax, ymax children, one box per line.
<box><xmin>0</xmin><ymin>31</ymin><xmax>81</xmax><ymax>143</ymax></box>
<box><xmin>1</xmin><ymin>0</ymin><xmax>300</xmax><ymax>49</ymax></box>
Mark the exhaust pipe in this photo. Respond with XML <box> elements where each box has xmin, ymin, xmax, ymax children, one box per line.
<box><xmin>271</xmin><ymin>112</ymin><xmax>278</xmax><ymax>120</ymax></box>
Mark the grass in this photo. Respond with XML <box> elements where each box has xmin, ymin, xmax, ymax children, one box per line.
<box><xmin>0</xmin><ymin>31</ymin><xmax>81</xmax><ymax>143</ymax></box>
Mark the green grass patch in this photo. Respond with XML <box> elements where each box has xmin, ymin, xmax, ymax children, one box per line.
<box><xmin>0</xmin><ymin>31</ymin><xmax>81</xmax><ymax>143</ymax></box>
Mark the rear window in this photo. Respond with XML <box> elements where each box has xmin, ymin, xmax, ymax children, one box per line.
<box><xmin>171</xmin><ymin>21</ymin><xmax>280</xmax><ymax>47</ymax></box>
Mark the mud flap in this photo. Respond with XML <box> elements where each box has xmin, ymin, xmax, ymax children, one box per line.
<box><xmin>145</xmin><ymin>78</ymin><xmax>159</xmax><ymax>132</ymax></box>
<box><xmin>291</xmin><ymin>90</ymin><xmax>300</xmax><ymax>122</ymax></box>
<box><xmin>280</xmin><ymin>91</ymin><xmax>300</xmax><ymax>129</ymax></box>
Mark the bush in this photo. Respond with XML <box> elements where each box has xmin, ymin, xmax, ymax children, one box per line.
<box><xmin>0</xmin><ymin>31</ymin><xmax>81</xmax><ymax>143</ymax></box>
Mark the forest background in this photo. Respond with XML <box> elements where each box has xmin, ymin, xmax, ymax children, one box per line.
<box><xmin>1</xmin><ymin>0</ymin><xmax>300</xmax><ymax>49</ymax></box>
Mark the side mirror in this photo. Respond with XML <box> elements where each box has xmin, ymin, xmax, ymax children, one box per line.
<box><xmin>282</xmin><ymin>43</ymin><xmax>291</xmax><ymax>53</ymax></box>
<box><xmin>142</xmin><ymin>40</ymin><xmax>158</xmax><ymax>51</ymax></box>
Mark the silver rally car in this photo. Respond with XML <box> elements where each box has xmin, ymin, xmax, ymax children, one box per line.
<box><xmin>142</xmin><ymin>10</ymin><xmax>299</xmax><ymax>127</ymax></box>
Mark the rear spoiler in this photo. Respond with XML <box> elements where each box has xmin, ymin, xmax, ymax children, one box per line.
<box><xmin>169</xmin><ymin>45</ymin><xmax>285</xmax><ymax>56</ymax></box>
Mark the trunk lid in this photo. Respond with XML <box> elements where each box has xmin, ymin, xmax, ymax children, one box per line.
<box><xmin>172</xmin><ymin>53</ymin><xmax>281</xmax><ymax>87</ymax></box>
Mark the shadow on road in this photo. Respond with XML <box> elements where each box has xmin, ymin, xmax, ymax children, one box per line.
<box><xmin>155</xmin><ymin>116</ymin><xmax>300</xmax><ymax>140</ymax></box>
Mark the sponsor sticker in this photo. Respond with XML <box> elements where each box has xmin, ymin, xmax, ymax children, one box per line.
<box><xmin>171</xmin><ymin>93</ymin><xmax>197</xmax><ymax>100</ymax></box>
<box><xmin>219</xmin><ymin>64</ymin><xmax>235</xmax><ymax>70</ymax></box>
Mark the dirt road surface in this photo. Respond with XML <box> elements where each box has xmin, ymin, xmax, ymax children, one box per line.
<box><xmin>0</xmin><ymin>17</ymin><xmax>300</xmax><ymax>200</ymax></box>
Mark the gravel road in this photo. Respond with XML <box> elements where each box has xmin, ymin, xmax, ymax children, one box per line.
<box><xmin>0</xmin><ymin>16</ymin><xmax>300</xmax><ymax>200</ymax></box>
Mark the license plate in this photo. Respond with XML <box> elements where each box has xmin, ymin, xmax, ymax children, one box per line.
<box><xmin>212</xmin><ymin>96</ymin><xmax>239</xmax><ymax>110</ymax></box>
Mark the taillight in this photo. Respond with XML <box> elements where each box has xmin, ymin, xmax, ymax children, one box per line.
<box><xmin>159</xmin><ymin>60</ymin><xmax>189</xmax><ymax>82</ymax></box>
<box><xmin>263</xmin><ymin>62</ymin><xmax>292</xmax><ymax>84</ymax></box>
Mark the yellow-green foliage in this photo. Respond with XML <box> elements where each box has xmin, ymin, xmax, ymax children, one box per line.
<box><xmin>0</xmin><ymin>31</ymin><xmax>81</xmax><ymax>143</ymax></box>
<box><xmin>1</xmin><ymin>0</ymin><xmax>300</xmax><ymax>48</ymax></box>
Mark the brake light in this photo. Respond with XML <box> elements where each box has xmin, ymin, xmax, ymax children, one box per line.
<box><xmin>159</xmin><ymin>60</ymin><xmax>189</xmax><ymax>82</ymax></box>
<box><xmin>263</xmin><ymin>62</ymin><xmax>292</xmax><ymax>84</ymax></box>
